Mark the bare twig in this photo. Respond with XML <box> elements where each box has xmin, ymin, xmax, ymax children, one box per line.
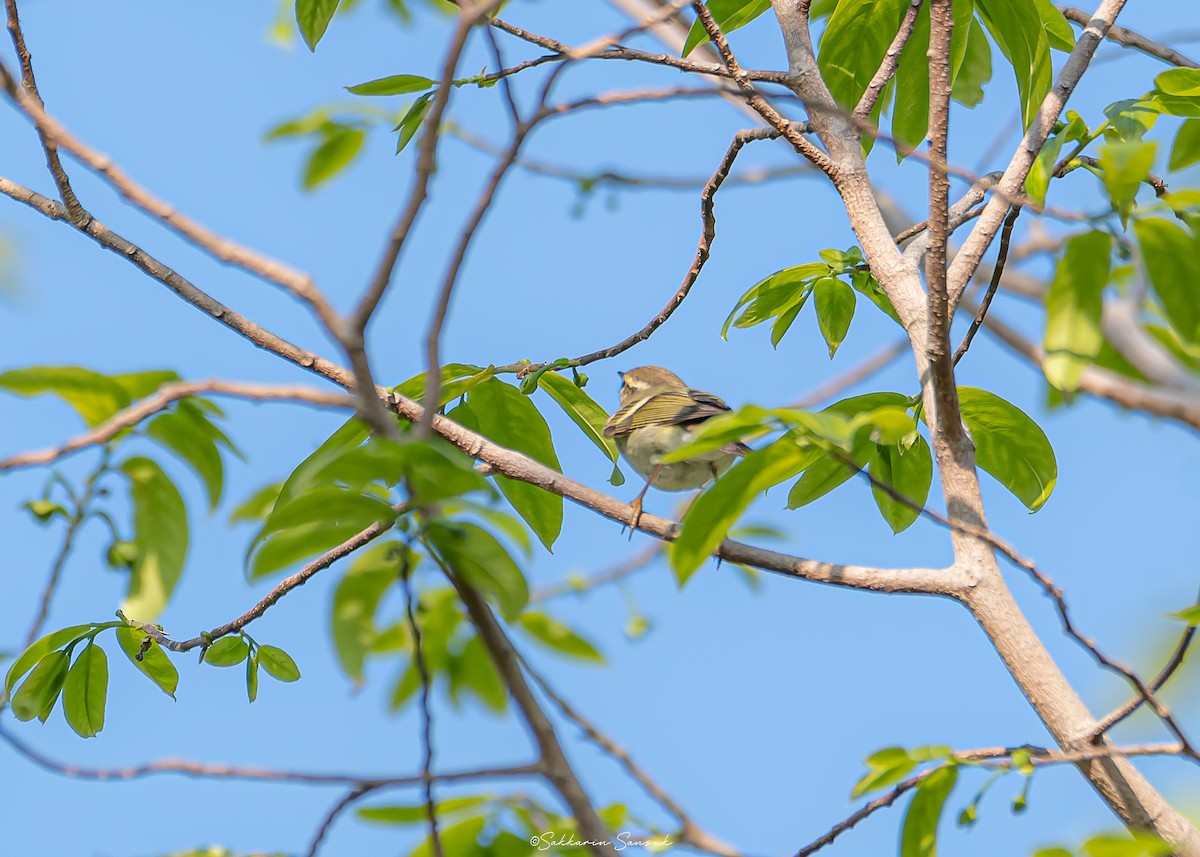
<box><xmin>854</xmin><ymin>0</ymin><xmax>925</xmax><ymax>119</ymax></box>
<box><xmin>0</xmin><ymin>59</ymin><xmax>337</xmax><ymax>329</ymax></box>
<box><xmin>531</xmin><ymin>543</ymin><xmax>662</xmax><ymax>603</ymax></box>
<box><xmin>947</xmin><ymin>0</ymin><xmax>1128</xmax><ymax>300</ymax></box>
<box><xmin>952</xmin><ymin>206</ymin><xmax>1021</xmax><ymax>367</ymax></box>
<box><xmin>0</xmin><ymin>724</ymin><xmax>537</xmax><ymax>786</ymax></box>
<box><xmin>305</xmin><ymin>785</ymin><xmax>381</xmax><ymax>857</ymax></box>
<box><xmin>519</xmin><ymin>653</ymin><xmax>738</xmax><ymax>857</ymax></box>
<box><xmin>1092</xmin><ymin>588</ymin><xmax>1199</xmax><ymax>738</ymax></box>
<box><xmin>2</xmin><ymin>0</ymin><xmax>83</xmax><ymax>221</ymax></box>
<box><xmin>1058</xmin><ymin>6</ymin><xmax>1200</xmax><ymax>68</ymax></box>
<box><xmin>790</xmin><ymin>338</ymin><xmax>911</xmax><ymax>409</ymax></box>
<box><xmin>400</xmin><ymin>560</ymin><xmax>443</xmax><ymax>857</ymax></box>
<box><xmin>24</xmin><ymin>447</ymin><xmax>111</xmax><ymax>645</ymax></box>
<box><xmin>0</xmin><ymin>380</ymin><xmax>352</xmax><ymax>473</ymax></box>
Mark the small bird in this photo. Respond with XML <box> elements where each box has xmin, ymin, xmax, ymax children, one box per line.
<box><xmin>602</xmin><ymin>366</ymin><xmax>749</xmax><ymax>530</ymax></box>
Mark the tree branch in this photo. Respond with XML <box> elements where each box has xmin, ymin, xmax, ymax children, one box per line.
<box><xmin>854</xmin><ymin>0</ymin><xmax>925</xmax><ymax>119</ymax></box>
<box><xmin>1058</xmin><ymin>5</ymin><xmax>1199</xmax><ymax>68</ymax></box>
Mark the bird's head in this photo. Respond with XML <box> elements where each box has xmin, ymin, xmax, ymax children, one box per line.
<box><xmin>617</xmin><ymin>366</ymin><xmax>688</xmax><ymax>403</ymax></box>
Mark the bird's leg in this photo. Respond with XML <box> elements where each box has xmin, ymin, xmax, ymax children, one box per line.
<box><xmin>624</xmin><ymin>464</ymin><xmax>663</xmax><ymax>538</ymax></box>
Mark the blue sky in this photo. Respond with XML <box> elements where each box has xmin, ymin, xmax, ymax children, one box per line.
<box><xmin>1</xmin><ymin>2</ymin><xmax>1199</xmax><ymax>856</ymax></box>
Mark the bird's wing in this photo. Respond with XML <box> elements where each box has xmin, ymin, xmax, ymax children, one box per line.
<box><xmin>603</xmin><ymin>388</ymin><xmax>731</xmax><ymax>438</ymax></box>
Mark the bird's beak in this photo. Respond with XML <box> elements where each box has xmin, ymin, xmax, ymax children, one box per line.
<box><xmin>617</xmin><ymin>370</ymin><xmax>625</xmax><ymax>381</ymax></box>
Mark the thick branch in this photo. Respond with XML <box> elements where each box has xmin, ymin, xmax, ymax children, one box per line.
<box><xmin>1058</xmin><ymin>5</ymin><xmax>1199</xmax><ymax>68</ymax></box>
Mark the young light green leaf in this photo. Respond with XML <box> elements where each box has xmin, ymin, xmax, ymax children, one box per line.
<box><xmin>331</xmin><ymin>542</ymin><xmax>403</xmax><ymax>683</ymax></box>
<box><xmin>246</xmin><ymin>651</ymin><xmax>260</xmax><ymax>702</ymax></box>
<box><xmin>0</xmin><ymin>365</ymin><xmax>130</xmax><ymax>427</ymax></box>
<box><xmin>1169</xmin><ymin>118</ymin><xmax>1200</xmax><ymax>172</ymax></box>
<box><xmin>120</xmin><ymin>457</ymin><xmax>189</xmax><ymax>621</ymax></box>
<box><xmin>358</xmin><ymin>795</ymin><xmax>488</xmax><ymax>824</ymax></box>
<box><xmin>977</xmin><ymin>0</ymin><xmax>1053</xmax><ymax>129</ymax></box>
<box><xmin>868</xmin><ymin>435</ymin><xmax>932</xmax><ymax>534</ymax></box>
<box><xmin>818</xmin><ymin>0</ymin><xmax>909</xmax><ymax>112</ymax></box>
<box><xmin>538</xmin><ymin>371</ymin><xmax>623</xmax><ymax>485</ymax></box>
<box><xmin>853</xmin><ymin>747</ymin><xmax>917</xmax><ymax>798</ymax></box>
<box><xmin>448</xmin><ymin>636</ymin><xmax>507</xmax><ymax>712</ymax></box>
<box><xmin>229</xmin><ymin>482</ymin><xmax>283</xmax><ymax>524</ymax></box>
<box><xmin>426</xmin><ymin>520</ymin><xmax>529</xmax><ymax>621</ymax></box>
<box><xmin>296</xmin><ymin>0</ymin><xmax>339</xmax><ymax>51</ymax></box>
<box><xmin>518</xmin><ymin>613</ymin><xmax>604</xmax><ymax>663</ymax></box>
<box><xmin>145</xmin><ymin>408</ymin><xmax>225</xmax><ymax>511</ymax></box>
<box><xmin>671</xmin><ymin>438</ymin><xmax>820</xmax><ymax>584</ymax></box>
<box><xmin>394</xmin><ymin>362</ymin><xmax>493</xmax><ymax>405</ymax></box>
<box><xmin>723</xmin><ymin>263</ymin><xmax>823</xmax><ymax>338</ymax></box>
<box><xmin>952</xmin><ymin>18</ymin><xmax>992</xmax><ymax>107</ymax></box>
<box><xmin>453</xmin><ymin>380</ymin><xmax>563</xmax><ymax>551</ymax></box>
<box><xmin>1081</xmin><ymin>831</ymin><xmax>1173</xmax><ymax>857</ymax></box>
<box><xmin>258</xmin><ymin>645</ymin><xmax>301</xmax><ymax>682</ymax></box>
<box><xmin>813</xmin><ymin>276</ymin><xmax>856</xmax><ymax>358</ymax></box>
<box><xmin>62</xmin><ymin>643</ymin><xmax>108</xmax><ymax>738</ymax></box>
<box><xmin>681</xmin><ymin>0</ymin><xmax>771</xmax><ymax>56</ymax></box>
<box><xmin>5</xmin><ymin>624</ymin><xmax>93</xmax><ymax>696</ymax></box>
<box><xmin>1134</xmin><ymin>218</ymin><xmax>1200</xmax><ymax>346</ymax></box>
<box><xmin>203</xmin><ymin>636</ymin><xmax>250</xmax><ymax>667</ymax></box>
<box><xmin>1155</xmin><ymin>67</ymin><xmax>1200</xmax><ymax>97</ymax></box>
<box><xmin>1169</xmin><ymin>605</ymin><xmax>1200</xmax><ymax>626</ymax></box>
<box><xmin>395</xmin><ymin>92</ymin><xmax>435</xmax><ymax>155</ymax></box>
<box><xmin>958</xmin><ymin>387</ymin><xmax>1057</xmax><ymax>511</ymax></box>
<box><xmin>346</xmin><ymin>74</ymin><xmax>434</xmax><ymax>96</ymax></box>
<box><xmin>900</xmin><ymin>765</ymin><xmax>958</xmax><ymax>857</ymax></box>
<box><xmin>114</xmin><ymin>626</ymin><xmax>178</xmax><ymax>699</ymax></box>
<box><xmin>1026</xmin><ymin>132</ymin><xmax>1065</xmax><ymax>207</ymax></box>
<box><xmin>1043</xmin><ymin>230</ymin><xmax>1111</xmax><ymax>391</ymax></box>
<box><xmin>303</xmin><ymin>127</ymin><xmax>364</xmax><ymax>190</ymax></box>
<box><xmin>11</xmin><ymin>650</ymin><xmax>69</xmax><ymax>722</ymax></box>
<box><xmin>1098</xmin><ymin>140</ymin><xmax>1157</xmax><ymax>224</ymax></box>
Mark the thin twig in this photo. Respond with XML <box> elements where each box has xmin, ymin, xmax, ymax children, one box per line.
<box><xmin>952</xmin><ymin>206</ymin><xmax>1021</xmax><ymax>366</ymax></box>
<box><xmin>1058</xmin><ymin>5</ymin><xmax>1200</xmax><ymax>67</ymax></box>
<box><xmin>854</xmin><ymin>0</ymin><xmax>925</xmax><ymax>119</ymax></box>
<box><xmin>401</xmin><ymin>558</ymin><xmax>443</xmax><ymax>857</ymax></box>
<box><xmin>24</xmin><ymin>447</ymin><xmax>111</xmax><ymax>645</ymax></box>
<box><xmin>531</xmin><ymin>543</ymin><xmax>662</xmax><ymax>603</ymax></box>
<box><xmin>2</xmin><ymin>0</ymin><xmax>83</xmax><ymax>221</ymax></box>
<box><xmin>1092</xmin><ymin>587</ymin><xmax>1200</xmax><ymax>738</ymax></box>
<box><xmin>791</xmin><ymin>339</ymin><xmax>911</xmax><ymax>409</ymax></box>
<box><xmin>305</xmin><ymin>785</ymin><xmax>380</xmax><ymax>857</ymax></box>
<box><xmin>519</xmin><ymin>653</ymin><xmax>739</xmax><ymax>856</ymax></box>
<box><xmin>0</xmin><ymin>380</ymin><xmax>352</xmax><ymax>473</ymax></box>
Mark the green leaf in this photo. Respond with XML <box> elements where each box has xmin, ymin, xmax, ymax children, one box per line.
<box><xmin>538</xmin><ymin>371</ymin><xmax>623</xmax><ymax>485</ymax></box>
<box><xmin>114</xmin><ymin>626</ymin><xmax>178</xmax><ymax>699</ymax></box>
<box><xmin>331</xmin><ymin>542</ymin><xmax>403</xmax><ymax>683</ymax></box>
<box><xmin>813</xmin><ymin>276</ymin><xmax>856</xmax><ymax>358</ymax></box>
<box><xmin>723</xmin><ymin>263</ymin><xmax>821</xmax><ymax>337</ymax></box>
<box><xmin>682</xmin><ymin>0</ymin><xmax>772</xmax><ymax>56</ymax></box>
<box><xmin>203</xmin><ymin>636</ymin><xmax>250</xmax><ymax>667</ymax></box>
<box><xmin>1169</xmin><ymin>604</ymin><xmax>1200</xmax><ymax>626</ymax></box>
<box><xmin>892</xmin><ymin>1</ymin><xmax>973</xmax><ymax>158</ymax></box>
<box><xmin>958</xmin><ymin>387</ymin><xmax>1057</xmax><ymax>511</ymax></box>
<box><xmin>853</xmin><ymin>747</ymin><xmax>917</xmax><ymax>798</ymax></box>
<box><xmin>261</xmin><ymin>487</ymin><xmax>397</xmax><ymax>537</ymax></box>
<box><xmin>1156</xmin><ymin>67</ymin><xmax>1200</xmax><ymax>97</ymax></box>
<box><xmin>952</xmin><ymin>18</ymin><xmax>992</xmax><ymax>107</ymax></box>
<box><xmin>1098</xmin><ymin>140</ymin><xmax>1156</xmax><ymax>224</ymax></box>
<box><xmin>454</xmin><ymin>380</ymin><xmax>563</xmax><ymax>551</ymax></box>
<box><xmin>358</xmin><ymin>796</ymin><xmax>487</xmax><ymax>825</ymax></box>
<box><xmin>518</xmin><ymin>613</ymin><xmax>604</xmax><ymax>663</ymax></box>
<box><xmin>120</xmin><ymin>457</ymin><xmax>189</xmax><ymax>621</ymax></box>
<box><xmin>851</xmin><ymin>270</ymin><xmax>903</xmax><ymax>325</ymax></box>
<box><xmin>246</xmin><ymin>650</ymin><xmax>260</xmax><ymax>702</ymax></box>
<box><xmin>1169</xmin><ymin>118</ymin><xmax>1200</xmax><ymax>172</ymax></box>
<box><xmin>977</xmin><ymin>0</ymin><xmax>1053</xmax><ymax>129</ymax></box>
<box><xmin>1043</xmin><ymin>230</ymin><xmax>1111</xmax><ymax>391</ymax></box>
<box><xmin>818</xmin><ymin>0</ymin><xmax>909</xmax><ymax>112</ymax></box>
<box><xmin>1104</xmin><ymin>98</ymin><xmax>1160</xmax><ymax>142</ymax></box>
<box><xmin>0</xmin><ymin>365</ymin><xmax>130</xmax><ymax>427</ymax></box>
<box><xmin>1025</xmin><ymin>132</ymin><xmax>1065</xmax><ymax>208</ymax></box>
<box><xmin>426</xmin><ymin>521</ymin><xmax>529</xmax><ymax>621</ymax></box>
<box><xmin>11</xmin><ymin>650</ymin><xmax>69</xmax><ymax>721</ymax></box>
<box><xmin>395</xmin><ymin>92</ymin><xmax>435</xmax><ymax>155</ymax></box>
<box><xmin>1082</xmin><ymin>832</ymin><xmax>1173</xmax><ymax>857</ymax></box>
<box><xmin>62</xmin><ymin>643</ymin><xmax>108</xmax><ymax>738</ymax></box>
<box><xmin>868</xmin><ymin>435</ymin><xmax>932</xmax><ymax>534</ymax></box>
<box><xmin>449</xmin><ymin>635</ymin><xmax>507</xmax><ymax>712</ymax></box>
<box><xmin>394</xmin><ymin>362</ymin><xmax>494</xmax><ymax>405</ymax></box>
<box><xmin>296</xmin><ymin>0</ymin><xmax>339</xmax><ymax>51</ymax></box>
<box><xmin>900</xmin><ymin>765</ymin><xmax>958</xmax><ymax>857</ymax></box>
<box><xmin>5</xmin><ymin>624</ymin><xmax>92</xmax><ymax>696</ymax></box>
<box><xmin>1134</xmin><ymin>218</ymin><xmax>1200</xmax><ymax>346</ymax></box>
<box><xmin>1034</xmin><ymin>0</ymin><xmax>1075</xmax><ymax>51</ymax></box>
<box><xmin>303</xmin><ymin>127</ymin><xmax>365</xmax><ymax>190</ymax></box>
<box><xmin>229</xmin><ymin>482</ymin><xmax>283</xmax><ymax>524</ymax></box>
<box><xmin>670</xmin><ymin>437</ymin><xmax>820</xmax><ymax>584</ymax></box>
<box><xmin>258</xmin><ymin>645</ymin><xmax>301</xmax><ymax>682</ymax></box>
<box><xmin>145</xmin><ymin>408</ymin><xmax>225</xmax><ymax>511</ymax></box>
<box><xmin>23</xmin><ymin>499</ymin><xmax>69</xmax><ymax>525</ymax></box>
<box><xmin>249</xmin><ymin>519</ymin><xmax>380</xmax><ymax>580</ymax></box>
<box><xmin>346</xmin><ymin>74</ymin><xmax>435</xmax><ymax>96</ymax></box>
